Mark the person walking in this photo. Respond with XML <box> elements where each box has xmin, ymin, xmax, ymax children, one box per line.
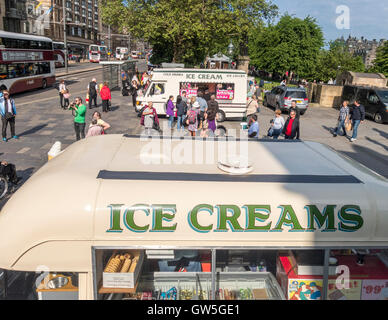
<box><xmin>246</xmin><ymin>95</ymin><xmax>259</xmax><ymax>121</ymax></box>
<box><xmin>289</xmin><ymin>101</ymin><xmax>300</xmax><ymax>118</ymax></box>
<box><xmin>332</xmin><ymin>100</ymin><xmax>350</xmax><ymax>138</ymax></box>
<box><xmin>349</xmin><ymin>100</ymin><xmax>365</xmax><ymax>142</ymax></box>
<box><xmin>267</xmin><ymin>109</ymin><xmax>285</xmax><ymax>139</ymax></box>
<box><xmin>92</xmin><ymin>111</ymin><xmax>111</xmax><ymax>133</ymax></box>
<box><xmin>282</xmin><ymin>109</ymin><xmax>300</xmax><ymax>140</ymax></box>
<box><xmin>87</xmin><ymin>78</ymin><xmax>99</xmax><ymax>109</ymax></box>
<box><xmin>130</xmin><ymin>80</ymin><xmax>139</xmax><ymax>109</ymax></box>
<box><xmin>175</xmin><ymin>95</ymin><xmax>187</xmax><ymax>132</ymax></box>
<box><xmin>186</xmin><ymin>100</ymin><xmax>200</xmax><ymax>137</ymax></box>
<box><xmin>0</xmin><ymin>90</ymin><xmax>18</xmax><ymax>142</ymax></box>
<box><xmin>69</xmin><ymin>97</ymin><xmax>87</xmax><ymax>141</ymax></box>
<box><xmin>166</xmin><ymin>95</ymin><xmax>175</xmax><ymax>129</ymax></box>
<box><xmin>140</xmin><ymin>101</ymin><xmax>159</xmax><ymax>135</ymax></box>
<box><xmin>100</xmin><ymin>82</ymin><xmax>112</xmax><ymax>113</ymax></box>
<box><xmin>58</xmin><ymin>80</ymin><xmax>67</xmax><ymax>109</ymax></box>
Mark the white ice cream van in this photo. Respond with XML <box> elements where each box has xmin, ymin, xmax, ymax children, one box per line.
<box><xmin>0</xmin><ymin>135</ymin><xmax>388</xmax><ymax>300</ymax></box>
<box><xmin>136</xmin><ymin>68</ymin><xmax>248</xmax><ymax>122</ymax></box>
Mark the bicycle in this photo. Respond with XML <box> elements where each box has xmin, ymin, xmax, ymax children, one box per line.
<box><xmin>0</xmin><ymin>175</ymin><xmax>8</xmax><ymax>200</ymax></box>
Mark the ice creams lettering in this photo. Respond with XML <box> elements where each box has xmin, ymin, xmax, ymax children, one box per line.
<box><xmin>105</xmin><ymin>204</ymin><xmax>363</xmax><ymax>233</ymax></box>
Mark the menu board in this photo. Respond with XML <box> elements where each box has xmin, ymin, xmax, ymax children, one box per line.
<box><xmin>328</xmin><ymin>280</ymin><xmax>362</xmax><ymax>300</ymax></box>
<box><xmin>288</xmin><ymin>279</ymin><xmax>323</xmax><ymax>300</ymax></box>
<box><xmin>216</xmin><ymin>89</ymin><xmax>234</xmax><ymax>100</ymax></box>
<box><xmin>180</xmin><ymin>89</ymin><xmax>197</xmax><ymax>98</ymax></box>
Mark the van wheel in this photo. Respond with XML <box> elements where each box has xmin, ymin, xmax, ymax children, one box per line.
<box><xmin>42</xmin><ymin>79</ymin><xmax>47</xmax><ymax>89</ymax></box>
<box><xmin>216</xmin><ymin>110</ymin><xmax>226</xmax><ymax>123</ymax></box>
<box><xmin>374</xmin><ymin>112</ymin><xmax>383</xmax><ymax>124</ymax></box>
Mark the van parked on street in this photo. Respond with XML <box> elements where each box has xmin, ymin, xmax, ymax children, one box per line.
<box><xmin>264</xmin><ymin>86</ymin><xmax>309</xmax><ymax>115</ymax></box>
<box><xmin>342</xmin><ymin>85</ymin><xmax>388</xmax><ymax>124</ymax></box>
<box><xmin>136</xmin><ymin>68</ymin><xmax>248</xmax><ymax>122</ymax></box>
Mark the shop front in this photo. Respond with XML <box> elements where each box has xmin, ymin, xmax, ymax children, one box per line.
<box><xmin>0</xmin><ymin>136</ymin><xmax>387</xmax><ymax>300</ymax></box>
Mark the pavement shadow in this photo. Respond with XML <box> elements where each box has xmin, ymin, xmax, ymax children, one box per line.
<box><xmin>18</xmin><ymin>167</ymin><xmax>35</xmax><ymax>181</ymax></box>
<box><xmin>19</xmin><ymin>124</ymin><xmax>48</xmax><ymax>137</ymax></box>
<box><xmin>373</xmin><ymin>128</ymin><xmax>388</xmax><ymax>139</ymax></box>
<box><xmin>109</xmin><ymin>106</ymin><xmax>120</xmax><ymax>112</ymax></box>
<box><xmin>365</xmin><ymin>136</ymin><xmax>388</xmax><ymax>152</ymax></box>
<box><xmin>322</xmin><ymin>125</ymin><xmax>334</xmax><ymax>133</ymax></box>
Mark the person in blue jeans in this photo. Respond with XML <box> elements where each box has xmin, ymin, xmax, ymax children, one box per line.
<box><xmin>350</xmin><ymin>100</ymin><xmax>365</xmax><ymax>142</ymax></box>
<box><xmin>175</xmin><ymin>95</ymin><xmax>187</xmax><ymax>132</ymax></box>
<box><xmin>333</xmin><ymin>100</ymin><xmax>349</xmax><ymax>137</ymax></box>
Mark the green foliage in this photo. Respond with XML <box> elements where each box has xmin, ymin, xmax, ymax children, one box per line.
<box><xmin>371</xmin><ymin>41</ymin><xmax>388</xmax><ymax>76</ymax></box>
<box><xmin>249</xmin><ymin>14</ymin><xmax>324</xmax><ymax>78</ymax></box>
<box><xmin>309</xmin><ymin>40</ymin><xmax>365</xmax><ymax>82</ymax></box>
<box><xmin>101</xmin><ymin>0</ymin><xmax>277</xmax><ymax>66</ymax></box>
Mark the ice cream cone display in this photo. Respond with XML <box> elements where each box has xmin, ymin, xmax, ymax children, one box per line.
<box><xmin>104</xmin><ymin>254</ymin><xmax>122</xmax><ymax>273</ymax></box>
<box><xmin>119</xmin><ymin>254</ymin><xmax>133</xmax><ymax>273</ymax></box>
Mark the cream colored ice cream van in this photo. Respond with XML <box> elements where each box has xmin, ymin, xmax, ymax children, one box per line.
<box><xmin>136</xmin><ymin>68</ymin><xmax>248</xmax><ymax>122</ymax></box>
<box><xmin>0</xmin><ymin>135</ymin><xmax>387</xmax><ymax>300</ymax></box>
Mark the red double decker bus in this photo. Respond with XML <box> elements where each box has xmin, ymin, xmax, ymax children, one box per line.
<box><xmin>0</xmin><ymin>30</ymin><xmax>56</xmax><ymax>94</ymax></box>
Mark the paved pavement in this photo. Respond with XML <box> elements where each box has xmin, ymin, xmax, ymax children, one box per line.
<box><xmin>1</xmin><ymin>68</ymin><xmax>387</xmax><ymax>208</ymax></box>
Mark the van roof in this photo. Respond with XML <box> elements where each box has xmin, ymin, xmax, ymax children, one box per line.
<box><xmin>0</xmin><ymin>135</ymin><xmax>387</xmax><ymax>271</ymax></box>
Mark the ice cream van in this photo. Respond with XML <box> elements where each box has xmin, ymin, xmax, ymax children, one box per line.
<box><xmin>136</xmin><ymin>68</ymin><xmax>248</xmax><ymax>122</ymax></box>
<box><xmin>0</xmin><ymin>135</ymin><xmax>388</xmax><ymax>300</ymax></box>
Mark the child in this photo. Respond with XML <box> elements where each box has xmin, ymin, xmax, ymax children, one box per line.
<box><xmin>63</xmin><ymin>89</ymin><xmax>71</xmax><ymax>109</ymax></box>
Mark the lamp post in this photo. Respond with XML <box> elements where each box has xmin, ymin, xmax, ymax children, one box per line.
<box><xmin>62</xmin><ymin>1</ymin><xmax>68</xmax><ymax>73</ymax></box>
<box><xmin>227</xmin><ymin>41</ymin><xmax>234</xmax><ymax>69</ymax></box>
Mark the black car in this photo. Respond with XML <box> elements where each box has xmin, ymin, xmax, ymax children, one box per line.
<box><xmin>342</xmin><ymin>85</ymin><xmax>388</xmax><ymax>124</ymax></box>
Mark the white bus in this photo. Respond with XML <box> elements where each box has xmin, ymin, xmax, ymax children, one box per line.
<box><xmin>0</xmin><ymin>136</ymin><xmax>387</xmax><ymax>300</ymax></box>
<box><xmin>89</xmin><ymin>45</ymin><xmax>108</xmax><ymax>63</ymax></box>
<box><xmin>0</xmin><ymin>30</ymin><xmax>55</xmax><ymax>94</ymax></box>
<box><xmin>115</xmin><ymin>47</ymin><xmax>128</xmax><ymax>60</ymax></box>
<box><xmin>136</xmin><ymin>68</ymin><xmax>248</xmax><ymax>122</ymax></box>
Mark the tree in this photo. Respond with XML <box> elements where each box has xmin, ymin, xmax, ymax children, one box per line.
<box><xmin>371</xmin><ymin>41</ymin><xmax>388</xmax><ymax>76</ymax></box>
<box><xmin>249</xmin><ymin>14</ymin><xmax>324</xmax><ymax>78</ymax></box>
<box><xmin>309</xmin><ymin>40</ymin><xmax>365</xmax><ymax>82</ymax></box>
<box><xmin>101</xmin><ymin>0</ymin><xmax>277</xmax><ymax>66</ymax></box>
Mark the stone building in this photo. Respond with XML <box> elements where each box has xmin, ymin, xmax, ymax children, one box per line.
<box><xmin>2</xmin><ymin>0</ymin><xmax>27</xmax><ymax>33</ymax></box>
<box><xmin>336</xmin><ymin>71</ymin><xmax>387</xmax><ymax>88</ymax></box>
<box><xmin>340</xmin><ymin>35</ymin><xmax>386</xmax><ymax>69</ymax></box>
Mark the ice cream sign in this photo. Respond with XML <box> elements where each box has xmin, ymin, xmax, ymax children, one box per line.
<box><xmin>106</xmin><ymin>204</ymin><xmax>363</xmax><ymax>233</ymax></box>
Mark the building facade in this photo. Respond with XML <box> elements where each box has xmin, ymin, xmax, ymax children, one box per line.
<box><xmin>340</xmin><ymin>35</ymin><xmax>387</xmax><ymax>69</ymax></box>
<box><xmin>2</xmin><ymin>0</ymin><xmax>27</xmax><ymax>33</ymax></box>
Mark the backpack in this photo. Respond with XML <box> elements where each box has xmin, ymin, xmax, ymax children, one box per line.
<box><xmin>188</xmin><ymin>109</ymin><xmax>197</xmax><ymax>124</ymax></box>
<box><xmin>89</xmin><ymin>82</ymin><xmax>97</xmax><ymax>96</ymax></box>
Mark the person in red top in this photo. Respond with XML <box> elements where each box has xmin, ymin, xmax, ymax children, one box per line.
<box><xmin>282</xmin><ymin>110</ymin><xmax>300</xmax><ymax>140</ymax></box>
<box><xmin>100</xmin><ymin>82</ymin><xmax>112</xmax><ymax>113</ymax></box>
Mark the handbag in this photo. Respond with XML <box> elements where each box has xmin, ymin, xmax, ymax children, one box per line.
<box><xmin>345</xmin><ymin>118</ymin><xmax>352</xmax><ymax>131</ymax></box>
<box><xmin>4</xmin><ymin>112</ymin><xmax>14</xmax><ymax>120</ymax></box>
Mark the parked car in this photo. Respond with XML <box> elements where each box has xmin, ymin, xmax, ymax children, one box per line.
<box><xmin>264</xmin><ymin>86</ymin><xmax>309</xmax><ymax>115</ymax></box>
<box><xmin>342</xmin><ymin>85</ymin><xmax>388</xmax><ymax>124</ymax></box>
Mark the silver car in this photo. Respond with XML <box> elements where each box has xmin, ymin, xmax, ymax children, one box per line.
<box><xmin>264</xmin><ymin>86</ymin><xmax>309</xmax><ymax>115</ymax></box>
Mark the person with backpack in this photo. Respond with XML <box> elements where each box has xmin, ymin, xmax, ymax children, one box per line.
<box><xmin>166</xmin><ymin>95</ymin><xmax>175</xmax><ymax>129</ymax></box>
<box><xmin>87</xmin><ymin>78</ymin><xmax>99</xmax><ymax>109</ymax></box>
<box><xmin>100</xmin><ymin>82</ymin><xmax>112</xmax><ymax>113</ymax></box>
<box><xmin>175</xmin><ymin>95</ymin><xmax>187</xmax><ymax>132</ymax></box>
<box><xmin>186</xmin><ymin>100</ymin><xmax>200</xmax><ymax>137</ymax></box>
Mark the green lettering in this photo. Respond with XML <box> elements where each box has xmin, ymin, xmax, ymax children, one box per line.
<box><xmin>273</xmin><ymin>205</ymin><xmax>304</xmax><ymax>232</ymax></box>
<box><xmin>188</xmin><ymin>204</ymin><xmax>213</xmax><ymax>233</ymax></box>
<box><xmin>338</xmin><ymin>205</ymin><xmax>363</xmax><ymax>232</ymax></box>
<box><xmin>151</xmin><ymin>204</ymin><xmax>177</xmax><ymax>232</ymax></box>
<box><xmin>245</xmin><ymin>205</ymin><xmax>272</xmax><ymax>231</ymax></box>
<box><xmin>215</xmin><ymin>205</ymin><xmax>243</xmax><ymax>232</ymax></box>
<box><xmin>306</xmin><ymin>205</ymin><xmax>337</xmax><ymax>231</ymax></box>
<box><xmin>107</xmin><ymin>204</ymin><xmax>124</xmax><ymax>232</ymax></box>
<box><xmin>124</xmin><ymin>204</ymin><xmax>150</xmax><ymax>232</ymax></box>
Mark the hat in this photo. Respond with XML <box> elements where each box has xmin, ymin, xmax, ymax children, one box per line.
<box><xmin>193</xmin><ymin>101</ymin><xmax>200</xmax><ymax>109</ymax></box>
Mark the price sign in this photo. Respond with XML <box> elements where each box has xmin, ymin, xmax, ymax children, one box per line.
<box><xmin>361</xmin><ymin>280</ymin><xmax>388</xmax><ymax>300</ymax></box>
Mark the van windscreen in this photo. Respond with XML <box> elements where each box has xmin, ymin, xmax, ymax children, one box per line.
<box><xmin>377</xmin><ymin>90</ymin><xmax>388</xmax><ymax>103</ymax></box>
<box><xmin>285</xmin><ymin>91</ymin><xmax>306</xmax><ymax>99</ymax></box>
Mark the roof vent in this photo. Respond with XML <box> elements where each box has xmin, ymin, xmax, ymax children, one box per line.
<box><xmin>218</xmin><ymin>155</ymin><xmax>253</xmax><ymax>175</ymax></box>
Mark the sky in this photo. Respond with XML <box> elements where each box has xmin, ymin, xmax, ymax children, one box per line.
<box><xmin>271</xmin><ymin>0</ymin><xmax>388</xmax><ymax>43</ymax></box>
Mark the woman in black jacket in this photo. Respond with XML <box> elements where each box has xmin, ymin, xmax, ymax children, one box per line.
<box><xmin>175</xmin><ymin>95</ymin><xmax>187</xmax><ymax>132</ymax></box>
<box><xmin>282</xmin><ymin>110</ymin><xmax>300</xmax><ymax>139</ymax></box>
<box><xmin>130</xmin><ymin>80</ymin><xmax>139</xmax><ymax>109</ymax></box>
